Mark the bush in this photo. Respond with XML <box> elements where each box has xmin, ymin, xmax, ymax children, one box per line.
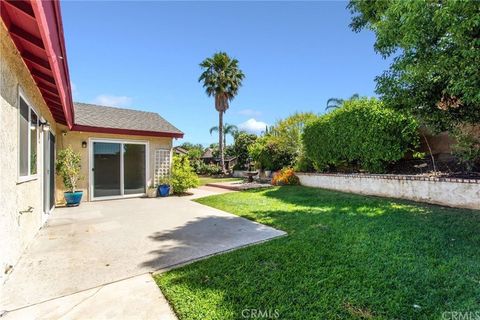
<box><xmin>303</xmin><ymin>98</ymin><xmax>419</xmax><ymax>173</ymax></box>
<box><xmin>272</xmin><ymin>168</ymin><xmax>299</xmax><ymax>186</ymax></box>
<box><xmin>56</xmin><ymin>146</ymin><xmax>82</xmax><ymax>192</ymax></box>
<box><xmin>171</xmin><ymin>155</ymin><xmax>199</xmax><ymax>194</ymax></box>
<box><xmin>248</xmin><ymin>137</ymin><xmax>296</xmax><ymax>171</ymax></box>
<box><xmin>192</xmin><ymin>161</ymin><xmax>223</xmax><ymax>175</ymax></box>
<box><xmin>452</xmin><ymin>125</ymin><xmax>480</xmax><ymax>172</ymax></box>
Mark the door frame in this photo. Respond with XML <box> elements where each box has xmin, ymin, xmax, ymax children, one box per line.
<box><xmin>42</xmin><ymin>127</ymin><xmax>55</xmax><ymax>223</ymax></box>
<box><xmin>89</xmin><ymin>138</ymin><xmax>149</xmax><ymax>201</ymax></box>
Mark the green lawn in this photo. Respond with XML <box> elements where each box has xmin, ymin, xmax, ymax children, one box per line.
<box><xmin>198</xmin><ymin>176</ymin><xmax>242</xmax><ymax>186</ymax></box>
<box><xmin>154</xmin><ymin>186</ymin><xmax>480</xmax><ymax>319</ymax></box>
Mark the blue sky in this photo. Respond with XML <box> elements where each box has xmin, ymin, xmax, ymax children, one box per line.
<box><xmin>61</xmin><ymin>1</ymin><xmax>390</xmax><ymax>146</ymax></box>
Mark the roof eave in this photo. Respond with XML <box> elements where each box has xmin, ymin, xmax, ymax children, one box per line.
<box><xmin>71</xmin><ymin>124</ymin><xmax>184</xmax><ymax>139</ymax></box>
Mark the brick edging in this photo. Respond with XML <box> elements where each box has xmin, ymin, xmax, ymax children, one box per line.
<box><xmin>295</xmin><ymin>172</ymin><xmax>480</xmax><ymax>184</ymax></box>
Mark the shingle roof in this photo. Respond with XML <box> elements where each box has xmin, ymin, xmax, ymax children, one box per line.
<box><xmin>73</xmin><ymin>102</ymin><xmax>183</xmax><ymax>137</ymax></box>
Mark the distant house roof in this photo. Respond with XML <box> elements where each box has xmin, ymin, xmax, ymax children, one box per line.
<box><xmin>202</xmin><ymin>148</ymin><xmax>213</xmax><ymax>158</ymax></box>
<box><xmin>72</xmin><ymin>102</ymin><xmax>183</xmax><ymax>138</ymax></box>
<box><xmin>174</xmin><ymin>146</ymin><xmax>188</xmax><ymax>155</ymax></box>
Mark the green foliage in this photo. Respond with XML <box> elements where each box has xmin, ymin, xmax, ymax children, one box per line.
<box><xmin>232</xmin><ymin>131</ymin><xmax>257</xmax><ymax>169</ymax></box>
<box><xmin>348</xmin><ymin>0</ymin><xmax>480</xmax><ymax>131</ymax></box>
<box><xmin>248</xmin><ymin>113</ymin><xmax>319</xmax><ymax>171</ymax></box>
<box><xmin>269</xmin><ymin>112</ymin><xmax>319</xmax><ymax>169</ymax></box>
<box><xmin>326</xmin><ymin>93</ymin><xmax>360</xmax><ymax>110</ymax></box>
<box><xmin>193</xmin><ymin>161</ymin><xmax>223</xmax><ymax>176</ymax></box>
<box><xmin>452</xmin><ymin>126</ymin><xmax>480</xmax><ymax>172</ymax></box>
<box><xmin>303</xmin><ymin>98</ymin><xmax>419</xmax><ymax>173</ymax></box>
<box><xmin>248</xmin><ymin>136</ymin><xmax>296</xmax><ymax>171</ymax></box>
<box><xmin>171</xmin><ymin>155</ymin><xmax>199</xmax><ymax>194</ymax></box>
<box><xmin>56</xmin><ymin>146</ymin><xmax>82</xmax><ymax>193</ymax></box>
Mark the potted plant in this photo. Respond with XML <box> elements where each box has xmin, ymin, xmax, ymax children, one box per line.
<box><xmin>146</xmin><ymin>183</ymin><xmax>158</xmax><ymax>198</ymax></box>
<box><xmin>56</xmin><ymin>146</ymin><xmax>83</xmax><ymax>207</ymax></box>
<box><xmin>157</xmin><ymin>177</ymin><xmax>171</xmax><ymax>197</ymax></box>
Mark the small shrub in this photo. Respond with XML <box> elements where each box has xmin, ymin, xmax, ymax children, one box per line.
<box><xmin>171</xmin><ymin>155</ymin><xmax>199</xmax><ymax>194</ymax></box>
<box><xmin>56</xmin><ymin>146</ymin><xmax>82</xmax><ymax>192</ymax></box>
<box><xmin>303</xmin><ymin>98</ymin><xmax>419</xmax><ymax>173</ymax></box>
<box><xmin>272</xmin><ymin>168</ymin><xmax>300</xmax><ymax>186</ymax></box>
<box><xmin>452</xmin><ymin>125</ymin><xmax>480</xmax><ymax>172</ymax></box>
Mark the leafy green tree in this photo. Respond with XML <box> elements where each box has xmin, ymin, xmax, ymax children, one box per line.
<box><xmin>232</xmin><ymin>131</ymin><xmax>257</xmax><ymax>169</ymax></box>
<box><xmin>199</xmin><ymin>52</ymin><xmax>245</xmax><ymax>173</ymax></box>
<box><xmin>326</xmin><ymin>93</ymin><xmax>360</xmax><ymax>110</ymax></box>
<box><xmin>348</xmin><ymin>0</ymin><xmax>480</xmax><ymax>131</ymax></box>
<box><xmin>171</xmin><ymin>155</ymin><xmax>199</xmax><ymax>194</ymax></box>
<box><xmin>209</xmin><ymin>123</ymin><xmax>238</xmax><ymax>147</ymax></box>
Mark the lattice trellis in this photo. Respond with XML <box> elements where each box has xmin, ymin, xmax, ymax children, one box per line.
<box><xmin>154</xmin><ymin>149</ymin><xmax>172</xmax><ymax>185</ymax></box>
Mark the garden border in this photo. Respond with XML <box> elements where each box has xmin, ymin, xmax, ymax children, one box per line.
<box><xmin>296</xmin><ymin>173</ymin><xmax>479</xmax><ymax>210</ymax></box>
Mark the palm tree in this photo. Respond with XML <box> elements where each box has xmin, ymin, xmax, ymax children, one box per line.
<box><xmin>199</xmin><ymin>52</ymin><xmax>245</xmax><ymax>172</ymax></box>
<box><xmin>210</xmin><ymin>123</ymin><xmax>238</xmax><ymax>148</ymax></box>
<box><xmin>326</xmin><ymin>93</ymin><xmax>360</xmax><ymax>110</ymax></box>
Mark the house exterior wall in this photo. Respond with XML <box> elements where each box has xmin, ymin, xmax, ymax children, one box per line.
<box><xmin>0</xmin><ymin>24</ymin><xmax>59</xmax><ymax>282</ymax></box>
<box><xmin>56</xmin><ymin>126</ymin><xmax>173</xmax><ymax>202</ymax></box>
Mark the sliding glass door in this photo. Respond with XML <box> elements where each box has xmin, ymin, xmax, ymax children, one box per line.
<box><xmin>124</xmin><ymin>144</ymin><xmax>146</xmax><ymax>195</ymax></box>
<box><xmin>92</xmin><ymin>140</ymin><xmax>147</xmax><ymax>200</ymax></box>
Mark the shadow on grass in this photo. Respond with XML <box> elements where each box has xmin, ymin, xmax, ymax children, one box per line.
<box><xmin>153</xmin><ymin>186</ymin><xmax>480</xmax><ymax>320</ymax></box>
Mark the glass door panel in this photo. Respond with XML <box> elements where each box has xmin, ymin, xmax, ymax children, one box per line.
<box><xmin>93</xmin><ymin>142</ymin><xmax>121</xmax><ymax>197</ymax></box>
<box><xmin>123</xmin><ymin>144</ymin><xmax>146</xmax><ymax>195</ymax></box>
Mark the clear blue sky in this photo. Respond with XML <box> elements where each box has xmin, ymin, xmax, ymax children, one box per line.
<box><xmin>61</xmin><ymin>1</ymin><xmax>390</xmax><ymax>146</ymax></box>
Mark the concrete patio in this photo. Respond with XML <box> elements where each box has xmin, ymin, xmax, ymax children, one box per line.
<box><xmin>0</xmin><ymin>187</ymin><xmax>285</xmax><ymax>318</ymax></box>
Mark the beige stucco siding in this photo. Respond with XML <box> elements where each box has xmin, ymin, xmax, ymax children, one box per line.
<box><xmin>0</xmin><ymin>23</ymin><xmax>59</xmax><ymax>282</ymax></box>
<box><xmin>56</xmin><ymin>126</ymin><xmax>173</xmax><ymax>202</ymax></box>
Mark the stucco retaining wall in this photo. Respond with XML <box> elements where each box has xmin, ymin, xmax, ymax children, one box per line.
<box><xmin>297</xmin><ymin>173</ymin><xmax>479</xmax><ymax>210</ymax></box>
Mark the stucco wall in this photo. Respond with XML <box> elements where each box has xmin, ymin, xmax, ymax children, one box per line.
<box><xmin>0</xmin><ymin>24</ymin><xmax>59</xmax><ymax>282</ymax></box>
<box><xmin>297</xmin><ymin>173</ymin><xmax>480</xmax><ymax>210</ymax></box>
<box><xmin>57</xmin><ymin>126</ymin><xmax>173</xmax><ymax>202</ymax></box>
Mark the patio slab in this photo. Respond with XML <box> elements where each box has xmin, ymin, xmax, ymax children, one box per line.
<box><xmin>0</xmin><ymin>187</ymin><xmax>285</xmax><ymax>312</ymax></box>
<box><xmin>2</xmin><ymin>274</ymin><xmax>176</xmax><ymax>320</ymax></box>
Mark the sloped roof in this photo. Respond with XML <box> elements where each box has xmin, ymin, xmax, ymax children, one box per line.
<box><xmin>72</xmin><ymin>102</ymin><xmax>183</xmax><ymax>138</ymax></box>
<box><xmin>202</xmin><ymin>148</ymin><xmax>213</xmax><ymax>158</ymax></box>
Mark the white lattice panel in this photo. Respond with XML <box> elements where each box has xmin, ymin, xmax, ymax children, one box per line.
<box><xmin>154</xmin><ymin>149</ymin><xmax>171</xmax><ymax>185</ymax></box>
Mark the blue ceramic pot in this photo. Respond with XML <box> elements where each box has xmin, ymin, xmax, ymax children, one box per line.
<box><xmin>158</xmin><ymin>184</ymin><xmax>170</xmax><ymax>197</ymax></box>
<box><xmin>64</xmin><ymin>191</ymin><xmax>83</xmax><ymax>207</ymax></box>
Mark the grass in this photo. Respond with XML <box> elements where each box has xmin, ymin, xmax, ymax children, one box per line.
<box><xmin>198</xmin><ymin>176</ymin><xmax>242</xmax><ymax>186</ymax></box>
<box><xmin>154</xmin><ymin>186</ymin><xmax>480</xmax><ymax>319</ymax></box>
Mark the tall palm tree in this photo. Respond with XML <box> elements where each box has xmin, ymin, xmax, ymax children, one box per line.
<box><xmin>199</xmin><ymin>52</ymin><xmax>245</xmax><ymax>172</ymax></box>
<box><xmin>326</xmin><ymin>93</ymin><xmax>360</xmax><ymax>110</ymax></box>
<box><xmin>210</xmin><ymin>123</ymin><xmax>238</xmax><ymax>148</ymax></box>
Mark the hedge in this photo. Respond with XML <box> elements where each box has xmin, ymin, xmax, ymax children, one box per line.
<box><xmin>303</xmin><ymin>98</ymin><xmax>419</xmax><ymax>173</ymax></box>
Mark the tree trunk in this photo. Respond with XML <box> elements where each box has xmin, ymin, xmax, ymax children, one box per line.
<box><xmin>218</xmin><ymin>111</ymin><xmax>225</xmax><ymax>173</ymax></box>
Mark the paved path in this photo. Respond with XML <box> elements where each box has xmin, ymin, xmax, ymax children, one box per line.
<box><xmin>1</xmin><ymin>186</ymin><xmax>285</xmax><ymax>319</ymax></box>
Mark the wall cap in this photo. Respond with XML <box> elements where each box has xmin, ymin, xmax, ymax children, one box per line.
<box><xmin>296</xmin><ymin>172</ymin><xmax>479</xmax><ymax>184</ymax></box>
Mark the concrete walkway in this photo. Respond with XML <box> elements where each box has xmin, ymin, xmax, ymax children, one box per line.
<box><xmin>1</xmin><ymin>187</ymin><xmax>285</xmax><ymax>319</ymax></box>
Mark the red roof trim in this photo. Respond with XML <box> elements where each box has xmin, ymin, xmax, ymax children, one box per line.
<box><xmin>2</xmin><ymin>0</ymin><xmax>74</xmax><ymax>128</ymax></box>
<box><xmin>31</xmin><ymin>0</ymin><xmax>74</xmax><ymax>128</ymax></box>
<box><xmin>72</xmin><ymin>124</ymin><xmax>184</xmax><ymax>139</ymax></box>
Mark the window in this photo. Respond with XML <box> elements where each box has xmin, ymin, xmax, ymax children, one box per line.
<box><xmin>18</xmin><ymin>94</ymin><xmax>38</xmax><ymax>180</ymax></box>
